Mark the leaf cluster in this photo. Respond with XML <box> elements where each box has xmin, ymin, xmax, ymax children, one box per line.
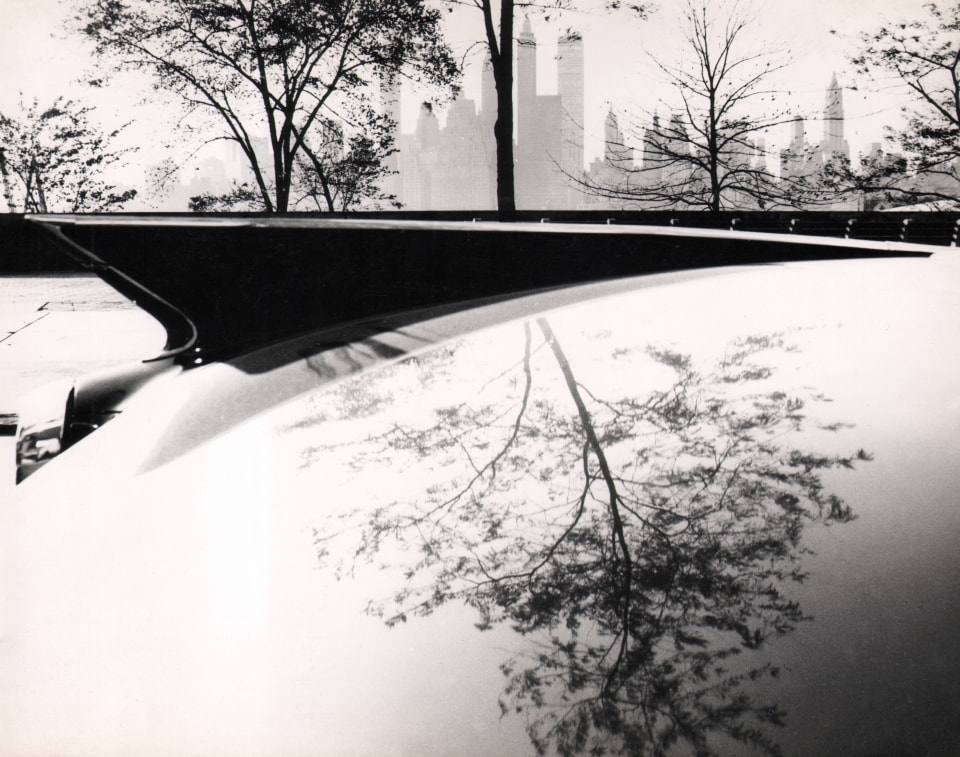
<box><xmin>0</xmin><ymin>96</ymin><xmax>137</xmax><ymax>212</ymax></box>
<box><xmin>848</xmin><ymin>1</ymin><xmax>960</xmax><ymax>204</ymax></box>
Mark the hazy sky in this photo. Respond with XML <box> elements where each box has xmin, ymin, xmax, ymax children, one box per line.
<box><xmin>0</xmin><ymin>0</ymin><xmax>933</xmax><ymax>184</ymax></box>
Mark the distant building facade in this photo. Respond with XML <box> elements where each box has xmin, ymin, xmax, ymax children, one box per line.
<box><xmin>777</xmin><ymin>74</ymin><xmax>856</xmax><ymax>209</ymax></box>
<box><xmin>583</xmin><ymin>100</ymin><xmax>771</xmax><ymax>210</ymax></box>
<box><xmin>821</xmin><ymin>73</ymin><xmax>850</xmax><ymax>163</ymax></box>
<box><xmin>392</xmin><ymin>20</ymin><xmax>587</xmax><ymax>210</ymax></box>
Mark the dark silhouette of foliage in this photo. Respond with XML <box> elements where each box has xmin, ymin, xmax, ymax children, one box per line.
<box><xmin>308</xmin><ymin>317</ymin><xmax>868</xmax><ymax>756</ymax></box>
<box><xmin>76</xmin><ymin>0</ymin><xmax>458</xmax><ymax>212</ymax></box>
<box><xmin>0</xmin><ymin>96</ymin><xmax>136</xmax><ymax>212</ymax></box>
<box><xmin>292</xmin><ymin>105</ymin><xmax>400</xmax><ymax>211</ymax></box>
<box><xmin>188</xmin><ymin>182</ymin><xmax>263</xmax><ymax>212</ymax></box>
<box><xmin>190</xmin><ymin>105</ymin><xmax>400</xmax><ymax>211</ymax></box>
<box><xmin>845</xmin><ymin>1</ymin><xmax>960</xmax><ymax>205</ymax></box>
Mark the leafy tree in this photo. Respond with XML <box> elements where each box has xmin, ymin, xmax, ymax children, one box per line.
<box><xmin>189</xmin><ymin>104</ymin><xmax>400</xmax><ymax>211</ymax></box>
<box><xmin>77</xmin><ymin>0</ymin><xmax>458</xmax><ymax>212</ymax></box>
<box><xmin>307</xmin><ymin>319</ymin><xmax>868</xmax><ymax>756</ymax></box>
<box><xmin>847</xmin><ymin>1</ymin><xmax>960</xmax><ymax>205</ymax></box>
<box><xmin>577</xmin><ymin>0</ymin><xmax>808</xmax><ymax>211</ymax></box>
<box><xmin>0</xmin><ymin>96</ymin><xmax>136</xmax><ymax>213</ymax></box>
<box><xmin>291</xmin><ymin>104</ymin><xmax>400</xmax><ymax>211</ymax></box>
<box><xmin>146</xmin><ymin>157</ymin><xmax>181</xmax><ymax>207</ymax></box>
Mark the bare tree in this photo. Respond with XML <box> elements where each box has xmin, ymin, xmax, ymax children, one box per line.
<box><xmin>0</xmin><ymin>96</ymin><xmax>136</xmax><ymax>212</ymax></box>
<box><xmin>577</xmin><ymin>1</ymin><xmax>808</xmax><ymax>211</ymax></box>
<box><xmin>846</xmin><ymin>1</ymin><xmax>960</xmax><ymax>206</ymax></box>
<box><xmin>76</xmin><ymin>0</ymin><xmax>458</xmax><ymax>212</ymax></box>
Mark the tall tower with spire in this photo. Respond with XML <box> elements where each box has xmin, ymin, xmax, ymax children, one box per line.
<box><xmin>479</xmin><ymin>56</ymin><xmax>497</xmax><ymax>129</ymax></box>
<box><xmin>517</xmin><ymin>18</ymin><xmax>538</xmax><ymax>151</ymax></box>
<box><xmin>821</xmin><ymin>73</ymin><xmax>849</xmax><ymax>160</ymax></box>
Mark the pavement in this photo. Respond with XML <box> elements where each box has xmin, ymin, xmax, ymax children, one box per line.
<box><xmin>0</xmin><ymin>274</ymin><xmax>165</xmax><ymax>489</ymax></box>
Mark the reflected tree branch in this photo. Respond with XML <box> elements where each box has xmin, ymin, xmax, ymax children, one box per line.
<box><xmin>310</xmin><ymin>320</ymin><xmax>869</xmax><ymax>756</ymax></box>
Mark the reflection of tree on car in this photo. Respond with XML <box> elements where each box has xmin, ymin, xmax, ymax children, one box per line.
<box><xmin>306</xmin><ymin>319</ymin><xmax>869</xmax><ymax>756</ymax></box>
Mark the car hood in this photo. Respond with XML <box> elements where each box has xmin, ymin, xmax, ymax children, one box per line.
<box><xmin>3</xmin><ymin>254</ymin><xmax>960</xmax><ymax>756</ymax></box>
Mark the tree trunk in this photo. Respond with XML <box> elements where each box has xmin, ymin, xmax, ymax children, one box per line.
<box><xmin>493</xmin><ymin>0</ymin><xmax>517</xmax><ymax>221</ymax></box>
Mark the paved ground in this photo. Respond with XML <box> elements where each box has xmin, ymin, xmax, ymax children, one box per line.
<box><xmin>0</xmin><ymin>274</ymin><xmax>165</xmax><ymax>489</ymax></box>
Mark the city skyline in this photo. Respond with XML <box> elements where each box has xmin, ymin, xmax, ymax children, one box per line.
<box><xmin>387</xmin><ymin>20</ymin><xmax>587</xmax><ymax>210</ymax></box>
<box><xmin>0</xmin><ymin>0</ymin><xmax>937</xmax><ymax>210</ymax></box>
<box><xmin>141</xmin><ymin>54</ymin><xmax>863</xmax><ymax>212</ymax></box>
<box><xmin>386</xmin><ymin>16</ymin><xmax>861</xmax><ymax>212</ymax></box>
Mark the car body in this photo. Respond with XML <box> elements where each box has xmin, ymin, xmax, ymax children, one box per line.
<box><xmin>2</xmin><ymin>218</ymin><xmax>959</xmax><ymax>756</ymax></box>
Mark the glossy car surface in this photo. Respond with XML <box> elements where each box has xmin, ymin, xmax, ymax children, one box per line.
<box><xmin>2</xmin><ymin>247</ymin><xmax>959</xmax><ymax>756</ymax></box>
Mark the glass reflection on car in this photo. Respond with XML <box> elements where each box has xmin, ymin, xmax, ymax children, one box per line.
<box><xmin>282</xmin><ymin>300</ymin><xmax>871</xmax><ymax>757</ymax></box>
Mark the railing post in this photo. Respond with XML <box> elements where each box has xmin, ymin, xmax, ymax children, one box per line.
<box><xmin>900</xmin><ymin>218</ymin><xmax>912</xmax><ymax>243</ymax></box>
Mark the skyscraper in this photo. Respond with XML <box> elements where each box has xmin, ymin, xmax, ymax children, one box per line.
<box><xmin>603</xmin><ymin>108</ymin><xmax>632</xmax><ymax>168</ymax></box>
<box><xmin>380</xmin><ymin>73</ymin><xmax>402</xmax><ymax>201</ymax></box>
<box><xmin>517</xmin><ymin>18</ymin><xmax>538</xmax><ymax>152</ymax></box>
<box><xmin>821</xmin><ymin>73</ymin><xmax>849</xmax><ymax>161</ymax></box>
<box><xmin>557</xmin><ymin>32</ymin><xmax>585</xmax><ymax>180</ymax></box>
<box><xmin>776</xmin><ymin>76</ymin><xmax>856</xmax><ymax>210</ymax></box>
<box><xmin>392</xmin><ymin>21</ymin><xmax>586</xmax><ymax>210</ymax></box>
<box><xmin>515</xmin><ymin>21</ymin><xmax>583</xmax><ymax>208</ymax></box>
<box><xmin>780</xmin><ymin>117</ymin><xmax>808</xmax><ymax>180</ymax></box>
<box><xmin>582</xmin><ymin>106</ymin><xmax>635</xmax><ymax>206</ymax></box>
<box><xmin>642</xmin><ymin>114</ymin><xmax>665</xmax><ymax>185</ymax></box>
<box><xmin>480</xmin><ymin>57</ymin><xmax>497</xmax><ymax>129</ymax></box>
<box><xmin>780</xmin><ymin>75</ymin><xmax>851</xmax><ymax>181</ymax></box>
